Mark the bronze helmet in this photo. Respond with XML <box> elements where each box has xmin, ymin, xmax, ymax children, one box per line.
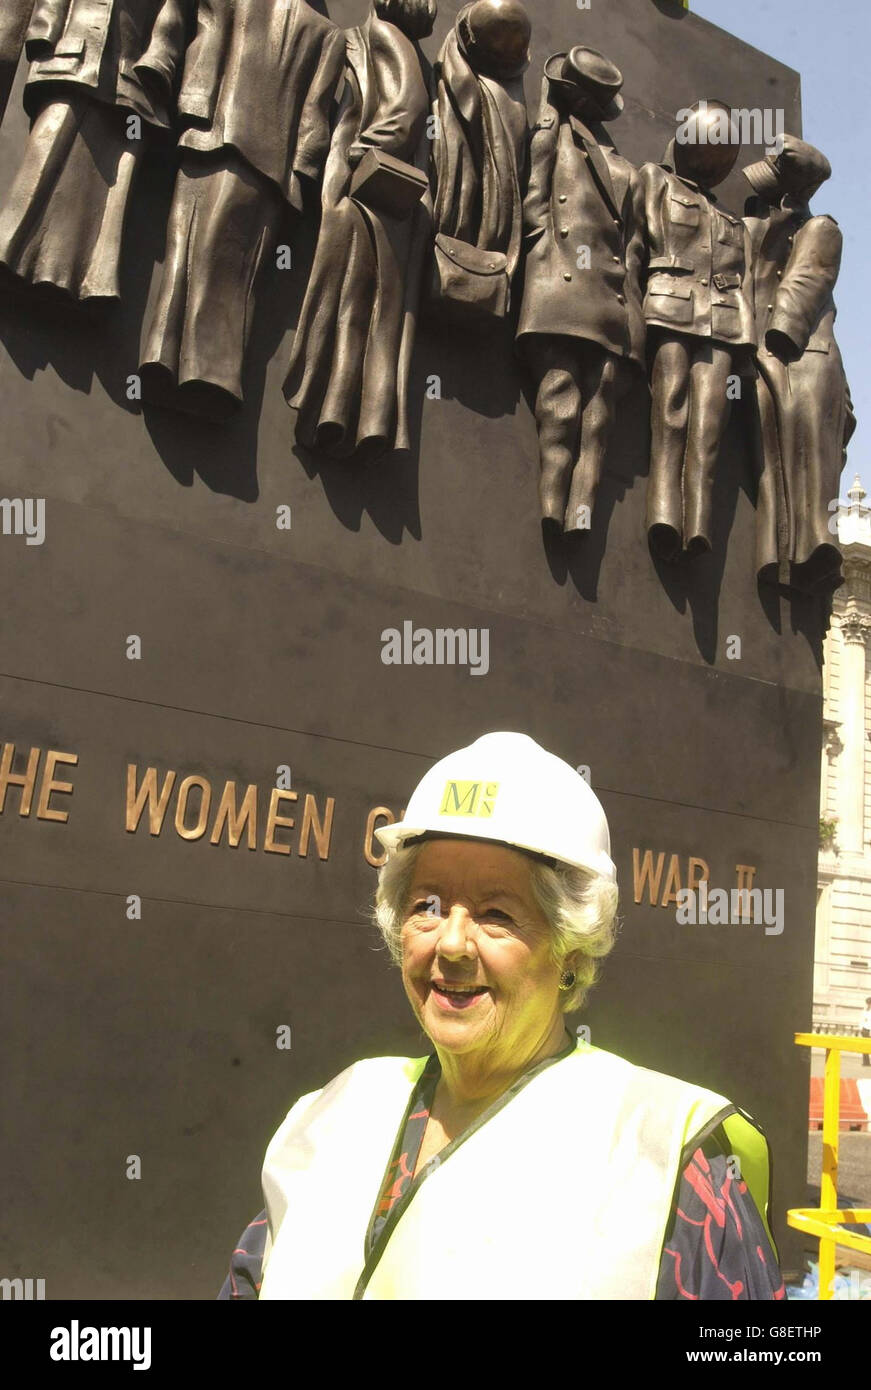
<box><xmin>458</xmin><ymin>0</ymin><xmax>532</xmax><ymax>79</ymax></box>
<box><xmin>666</xmin><ymin>99</ymin><xmax>741</xmax><ymax>189</ymax></box>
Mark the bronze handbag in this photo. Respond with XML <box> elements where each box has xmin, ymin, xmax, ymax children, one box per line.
<box><xmin>430</xmin><ymin>235</ymin><xmax>512</xmax><ymax>323</ymax></box>
<box><xmin>349</xmin><ymin>149</ymin><xmax>429</xmax><ymax>220</ymax></box>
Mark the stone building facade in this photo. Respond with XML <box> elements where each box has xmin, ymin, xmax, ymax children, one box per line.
<box><xmin>817</xmin><ymin>478</ymin><xmax>871</xmax><ymax>1030</ymax></box>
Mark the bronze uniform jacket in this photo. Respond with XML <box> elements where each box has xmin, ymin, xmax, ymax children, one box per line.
<box><xmin>177</xmin><ymin>0</ymin><xmax>345</xmax><ymax>211</ymax></box>
<box><xmin>638</xmin><ymin>161</ymin><xmax>755</xmax><ymax>349</ymax></box>
<box><xmin>516</xmin><ymin>95</ymin><xmax>645</xmax><ymax>370</ymax></box>
<box><xmin>23</xmin><ymin>0</ymin><xmax>193</xmax><ymax>128</ymax></box>
<box><xmin>748</xmin><ymin>204</ymin><xmax>842</xmax><ymax>354</ymax></box>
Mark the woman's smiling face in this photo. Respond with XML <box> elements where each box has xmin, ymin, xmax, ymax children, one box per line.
<box><xmin>400</xmin><ymin>838</ymin><xmax>564</xmax><ymax>1059</ymax></box>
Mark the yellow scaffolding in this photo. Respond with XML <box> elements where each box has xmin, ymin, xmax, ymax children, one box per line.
<box><xmin>788</xmin><ymin>1032</ymin><xmax>871</xmax><ymax>1300</ymax></box>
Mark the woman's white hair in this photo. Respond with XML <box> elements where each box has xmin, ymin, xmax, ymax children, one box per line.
<box><xmin>373</xmin><ymin>841</ymin><xmax>619</xmax><ymax>1012</ymax></box>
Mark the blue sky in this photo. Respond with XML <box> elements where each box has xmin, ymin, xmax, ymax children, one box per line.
<box><xmin>693</xmin><ymin>0</ymin><xmax>869</xmax><ymax>495</ymax></box>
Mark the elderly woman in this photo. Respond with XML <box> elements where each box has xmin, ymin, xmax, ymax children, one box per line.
<box><xmin>219</xmin><ymin>732</ymin><xmax>783</xmax><ymax>1300</ymax></box>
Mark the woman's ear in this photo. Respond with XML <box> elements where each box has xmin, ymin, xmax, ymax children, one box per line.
<box><xmin>561</xmin><ymin>949</ymin><xmax>582</xmax><ymax>978</ymax></box>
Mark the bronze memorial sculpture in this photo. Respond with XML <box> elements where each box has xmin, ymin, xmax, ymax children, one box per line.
<box><xmin>428</xmin><ymin>0</ymin><xmax>531</xmax><ymax>327</ymax></box>
<box><xmin>639</xmin><ymin>100</ymin><xmax>755</xmax><ymax>561</ymax></box>
<box><xmin>743</xmin><ymin>136</ymin><xmax>855</xmax><ymax>594</ymax></box>
<box><xmin>0</xmin><ymin>0</ymin><xmax>194</xmax><ymax>300</ymax></box>
<box><xmin>0</xmin><ymin>10</ymin><xmax>855</xmax><ymax>598</ymax></box>
<box><xmin>516</xmin><ymin>47</ymin><xmax>645</xmax><ymax>534</ymax></box>
<box><xmin>283</xmin><ymin>0</ymin><xmax>437</xmax><ymax>463</ymax></box>
<box><xmin>0</xmin><ymin>0</ymin><xmax>34</xmax><ymax>130</ymax></box>
<box><xmin>139</xmin><ymin>0</ymin><xmax>345</xmax><ymax>421</ymax></box>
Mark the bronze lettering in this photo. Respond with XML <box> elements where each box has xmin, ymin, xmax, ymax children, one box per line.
<box><xmin>35</xmin><ymin>750</ymin><xmax>78</xmax><ymax>823</ymax></box>
<box><xmin>174</xmin><ymin>776</ymin><xmax>212</xmax><ymax>841</ymax></box>
<box><xmin>687</xmin><ymin>856</ymin><xmax>710</xmax><ymax>891</ymax></box>
<box><xmin>0</xmin><ymin>743</ymin><xmax>41</xmax><ymax>816</ymax></box>
<box><xmin>633</xmin><ymin>848</ymin><xmax>666</xmax><ymax>905</ymax></box>
<box><xmin>364</xmin><ymin>806</ymin><xmax>396</xmax><ymax>868</ymax></box>
<box><xmin>660</xmin><ymin>853</ymin><xmax>683</xmax><ymax>908</ymax></box>
<box><xmin>299</xmin><ymin>793</ymin><xmax>334</xmax><ymax>860</ymax></box>
<box><xmin>736</xmin><ymin>864</ymin><xmax>757</xmax><ymax>892</ymax></box>
<box><xmin>126</xmin><ymin>765</ymin><xmax>177</xmax><ymax>836</ymax></box>
<box><xmin>210</xmin><ymin>781</ymin><xmax>258</xmax><ymax>850</ymax></box>
<box><xmin>265</xmin><ymin>789</ymin><xmax>298</xmax><ymax>856</ymax></box>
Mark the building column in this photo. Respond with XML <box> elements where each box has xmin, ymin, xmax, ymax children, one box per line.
<box><xmin>838</xmin><ymin>607</ymin><xmax>871</xmax><ymax>854</ymax></box>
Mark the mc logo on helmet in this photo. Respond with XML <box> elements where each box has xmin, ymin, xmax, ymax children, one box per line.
<box><xmin>439</xmin><ymin>780</ymin><xmax>499</xmax><ymax>818</ymax></box>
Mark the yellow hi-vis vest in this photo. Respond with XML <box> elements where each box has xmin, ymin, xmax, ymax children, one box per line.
<box><xmin>258</xmin><ymin>1039</ymin><xmax>774</xmax><ymax>1300</ymax></box>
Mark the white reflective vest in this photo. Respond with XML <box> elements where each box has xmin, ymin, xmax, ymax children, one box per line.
<box><xmin>258</xmin><ymin>1039</ymin><xmax>772</xmax><ymax>1300</ymax></box>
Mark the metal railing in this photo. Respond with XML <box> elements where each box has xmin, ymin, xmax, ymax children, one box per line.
<box><xmin>810</xmin><ymin>1021</ymin><xmax>867</xmax><ymax>1038</ymax></box>
<box><xmin>787</xmin><ymin>1032</ymin><xmax>871</xmax><ymax>1300</ymax></box>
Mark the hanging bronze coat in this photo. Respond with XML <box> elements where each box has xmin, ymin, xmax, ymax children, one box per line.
<box><xmin>428</xmin><ymin>0</ymin><xmax>530</xmax><ymax>326</ymax></box>
<box><xmin>139</xmin><ymin>0</ymin><xmax>345</xmax><ymax>419</ymax></box>
<box><xmin>0</xmin><ymin>1</ymin><xmax>34</xmax><ymax>129</ymax></box>
<box><xmin>283</xmin><ymin>1</ymin><xmax>437</xmax><ymax>462</ymax></box>
<box><xmin>743</xmin><ymin>137</ymin><xmax>855</xmax><ymax>593</ymax></box>
<box><xmin>0</xmin><ymin>0</ymin><xmax>194</xmax><ymax>299</ymax></box>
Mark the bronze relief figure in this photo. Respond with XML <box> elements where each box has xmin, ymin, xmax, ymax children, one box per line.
<box><xmin>516</xmin><ymin>47</ymin><xmax>645</xmax><ymax>533</ymax></box>
<box><xmin>283</xmin><ymin>0</ymin><xmax>437</xmax><ymax>463</ymax></box>
<box><xmin>139</xmin><ymin>0</ymin><xmax>345</xmax><ymax>421</ymax></box>
<box><xmin>0</xmin><ymin>1</ymin><xmax>34</xmax><ymax>130</ymax></box>
<box><xmin>743</xmin><ymin>136</ymin><xmax>855</xmax><ymax>594</ymax></box>
<box><xmin>639</xmin><ymin>101</ymin><xmax>755</xmax><ymax>560</ymax></box>
<box><xmin>428</xmin><ymin>0</ymin><xmax>530</xmax><ymax>327</ymax></box>
<box><xmin>0</xmin><ymin>0</ymin><xmax>194</xmax><ymax>300</ymax></box>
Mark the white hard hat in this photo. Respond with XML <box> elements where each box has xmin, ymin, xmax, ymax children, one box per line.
<box><xmin>375</xmin><ymin>731</ymin><xmax>616</xmax><ymax>881</ymax></box>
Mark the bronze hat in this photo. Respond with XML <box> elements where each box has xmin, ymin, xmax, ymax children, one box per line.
<box><xmin>543</xmin><ymin>46</ymin><xmax>625</xmax><ymax>120</ymax></box>
<box><xmin>743</xmin><ymin>134</ymin><xmax>831</xmax><ymax>203</ymax></box>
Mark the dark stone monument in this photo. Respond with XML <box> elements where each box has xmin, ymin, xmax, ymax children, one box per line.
<box><xmin>0</xmin><ymin>0</ymin><xmax>828</xmax><ymax>1296</ymax></box>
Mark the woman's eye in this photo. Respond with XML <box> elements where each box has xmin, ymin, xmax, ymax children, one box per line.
<box><xmin>482</xmin><ymin>909</ymin><xmax>513</xmax><ymax>925</ymax></box>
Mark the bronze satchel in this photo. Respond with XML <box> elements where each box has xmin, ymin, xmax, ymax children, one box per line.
<box><xmin>431</xmin><ymin>235</ymin><xmax>512</xmax><ymax>323</ymax></box>
<box><xmin>429</xmin><ymin>143</ymin><xmax>522</xmax><ymax>324</ymax></box>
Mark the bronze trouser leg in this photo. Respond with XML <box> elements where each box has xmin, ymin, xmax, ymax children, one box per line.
<box><xmin>564</xmin><ymin>349</ymin><xmax>624</xmax><ymax>532</ymax></box>
<box><xmin>524</xmin><ymin>337</ymin><xmax>584</xmax><ymax>526</ymax></box>
<box><xmin>647</xmin><ymin>333</ymin><xmax>691</xmax><ymax>556</ymax></box>
<box><xmin>683</xmin><ymin>341</ymin><xmax>735</xmax><ymax>553</ymax></box>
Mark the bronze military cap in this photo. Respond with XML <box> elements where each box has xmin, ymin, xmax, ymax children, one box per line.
<box><xmin>543</xmin><ymin>46</ymin><xmax>625</xmax><ymax>120</ymax></box>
